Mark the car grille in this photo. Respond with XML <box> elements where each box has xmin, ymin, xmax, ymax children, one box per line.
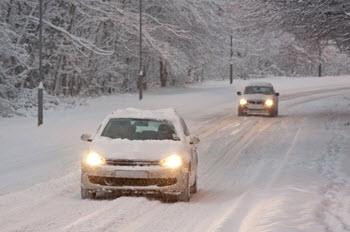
<box><xmin>105</xmin><ymin>159</ymin><xmax>159</xmax><ymax>166</ymax></box>
<box><xmin>248</xmin><ymin>100</ymin><xmax>264</xmax><ymax>105</ymax></box>
<box><xmin>88</xmin><ymin>176</ymin><xmax>177</xmax><ymax>187</ymax></box>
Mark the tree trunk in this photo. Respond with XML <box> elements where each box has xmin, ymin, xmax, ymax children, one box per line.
<box><xmin>52</xmin><ymin>55</ymin><xmax>62</xmax><ymax>94</ymax></box>
<box><xmin>6</xmin><ymin>0</ymin><xmax>13</xmax><ymax>23</ymax></box>
<box><xmin>318</xmin><ymin>48</ymin><xmax>322</xmax><ymax>77</ymax></box>
<box><xmin>160</xmin><ymin>59</ymin><xmax>167</xmax><ymax>87</ymax></box>
<box><xmin>70</xmin><ymin>75</ymin><xmax>75</xmax><ymax>96</ymax></box>
<box><xmin>318</xmin><ymin>63</ymin><xmax>322</xmax><ymax>77</ymax></box>
<box><xmin>61</xmin><ymin>55</ymin><xmax>67</xmax><ymax>96</ymax></box>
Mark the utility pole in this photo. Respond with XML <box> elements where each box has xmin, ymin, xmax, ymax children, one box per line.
<box><xmin>318</xmin><ymin>46</ymin><xmax>322</xmax><ymax>77</ymax></box>
<box><xmin>230</xmin><ymin>35</ymin><xmax>233</xmax><ymax>84</ymax></box>
<box><xmin>38</xmin><ymin>0</ymin><xmax>44</xmax><ymax>126</ymax></box>
<box><xmin>138</xmin><ymin>0</ymin><xmax>143</xmax><ymax>100</ymax></box>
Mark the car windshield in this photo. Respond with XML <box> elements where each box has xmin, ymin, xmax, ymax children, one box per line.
<box><xmin>244</xmin><ymin>86</ymin><xmax>274</xmax><ymax>95</ymax></box>
<box><xmin>101</xmin><ymin>118</ymin><xmax>180</xmax><ymax>141</ymax></box>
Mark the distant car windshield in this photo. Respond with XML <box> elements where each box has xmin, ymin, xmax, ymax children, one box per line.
<box><xmin>101</xmin><ymin>118</ymin><xmax>180</xmax><ymax>141</ymax></box>
<box><xmin>244</xmin><ymin>86</ymin><xmax>273</xmax><ymax>95</ymax></box>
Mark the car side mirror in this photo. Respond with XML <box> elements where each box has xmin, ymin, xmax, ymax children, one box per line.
<box><xmin>275</xmin><ymin>92</ymin><xmax>280</xmax><ymax>96</ymax></box>
<box><xmin>81</xmin><ymin>133</ymin><xmax>93</xmax><ymax>142</ymax></box>
<box><xmin>237</xmin><ymin>91</ymin><xmax>242</xmax><ymax>96</ymax></box>
<box><xmin>189</xmin><ymin>136</ymin><xmax>200</xmax><ymax>145</ymax></box>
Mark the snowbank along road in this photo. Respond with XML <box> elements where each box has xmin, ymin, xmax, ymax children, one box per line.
<box><xmin>0</xmin><ymin>76</ymin><xmax>350</xmax><ymax>232</ymax></box>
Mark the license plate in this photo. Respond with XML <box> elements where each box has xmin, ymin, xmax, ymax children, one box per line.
<box><xmin>115</xmin><ymin>170</ymin><xmax>149</xmax><ymax>178</ymax></box>
<box><xmin>248</xmin><ymin>105</ymin><xmax>264</xmax><ymax>110</ymax></box>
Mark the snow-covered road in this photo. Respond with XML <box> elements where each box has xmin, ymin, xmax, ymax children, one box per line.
<box><xmin>1</xmin><ymin>77</ymin><xmax>350</xmax><ymax>232</ymax></box>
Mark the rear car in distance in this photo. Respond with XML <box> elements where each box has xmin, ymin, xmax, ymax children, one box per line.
<box><xmin>237</xmin><ymin>82</ymin><xmax>279</xmax><ymax>117</ymax></box>
<box><xmin>80</xmin><ymin>108</ymin><xmax>199</xmax><ymax>202</ymax></box>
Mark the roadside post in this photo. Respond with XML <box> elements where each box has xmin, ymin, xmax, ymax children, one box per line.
<box><xmin>38</xmin><ymin>0</ymin><xmax>44</xmax><ymax>126</ymax></box>
<box><xmin>230</xmin><ymin>35</ymin><xmax>233</xmax><ymax>84</ymax></box>
<box><xmin>38</xmin><ymin>82</ymin><xmax>44</xmax><ymax>126</ymax></box>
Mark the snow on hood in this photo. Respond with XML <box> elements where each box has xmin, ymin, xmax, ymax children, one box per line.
<box><xmin>242</xmin><ymin>94</ymin><xmax>275</xmax><ymax>101</ymax></box>
<box><xmin>89</xmin><ymin>136</ymin><xmax>191</xmax><ymax>161</ymax></box>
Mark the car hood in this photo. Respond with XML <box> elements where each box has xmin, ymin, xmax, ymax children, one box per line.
<box><xmin>89</xmin><ymin>136</ymin><xmax>190</xmax><ymax>161</ymax></box>
<box><xmin>242</xmin><ymin>94</ymin><xmax>275</xmax><ymax>101</ymax></box>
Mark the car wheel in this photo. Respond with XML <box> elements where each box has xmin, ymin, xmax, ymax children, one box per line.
<box><xmin>162</xmin><ymin>194</ymin><xmax>176</xmax><ymax>202</ymax></box>
<box><xmin>177</xmin><ymin>172</ymin><xmax>191</xmax><ymax>202</ymax></box>
<box><xmin>81</xmin><ymin>186</ymin><xmax>96</xmax><ymax>199</ymax></box>
<box><xmin>238</xmin><ymin>107</ymin><xmax>244</xmax><ymax>116</ymax></box>
<box><xmin>190</xmin><ymin>175</ymin><xmax>197</xmax><ymax>194</ymax></box>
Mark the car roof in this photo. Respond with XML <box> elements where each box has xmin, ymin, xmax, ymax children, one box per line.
<box><xmin>245</xmin><ymin>81</ymin><xmax>273</xmax><ymax>88</ymax></box>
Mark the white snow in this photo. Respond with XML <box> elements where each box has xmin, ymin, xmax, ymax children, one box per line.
<box><xmin>90</xmin><ymin>138</ymin><xmax>189</xmax><ymax>161</ymax></box>
<box><xmin>0</xmin><ymin>76</ymin><xmax>350</xmax><ymax>232</ymax></box>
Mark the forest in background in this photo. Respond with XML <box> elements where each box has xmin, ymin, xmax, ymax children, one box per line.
<box><xmin>1</xmin><ymin>0</ymin><xmax>350</xmax><ymax>116</ymax></box>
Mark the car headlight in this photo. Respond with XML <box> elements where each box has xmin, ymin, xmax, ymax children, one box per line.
<box><xmin>85</xmin><ymin>152</ymin><xmax>106</xmax><ymax>166</ymax></box>
<box><xmin>240</xmin><ymin>99</ymin><xmax>247</xmax><ymax>105</ymax></box>
<box><xmin>159</xmin><ymin>155</ymin><xmax>183</xmax><ymax>168</ymax></box>
<box><xmin>265</xmin><ymin>99</ymin><xmax>274</xmax><ymax>106</ymax></box>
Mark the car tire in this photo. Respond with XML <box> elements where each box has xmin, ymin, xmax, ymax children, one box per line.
<box><xmin>238</xmin><ymin>107</ymin><xmax>244</xmax><ymax>116</ymax></box>
<box><xmin>268</xmin><ymin>107</ymin><xmax>276</xmax><ymax>117</ymax></box>
<box><xmin>190</xmin><ymin>175</ymin><xmax>197</xmax><ymax>194</ymax></box>
<box><xmin>162</xmin><ymin>194</ymin><xmax>176</xmax><ymax>202</ymax></box>
<box><xmin>177</xmin><ymin>172</ymin><xmax>191</xmax><ymax>202</ymax></box>
<box><xmin>81</xmin><ymin>186</ymin><xmax>96</xmax><ymax>199</ymax></box>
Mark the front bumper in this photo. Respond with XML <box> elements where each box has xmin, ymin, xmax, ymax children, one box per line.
<box><xmin>81</xmin><ymin>163</ymin><xmax>188</xmax><ymax>196</ymax></box>
<box><xmin>240</xmin><ymin>104</ymin><xmax>272</xmax><ymax>115</ymax></box>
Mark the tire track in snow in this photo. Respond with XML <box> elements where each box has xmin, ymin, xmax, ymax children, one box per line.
<box><xmin>180</xmin><ymin>116</ymin><xmax>285</xmax><ymax>232</ymax></box>
<box><xmin>200</xmin><ymin>118</ymin><xmax>275</xmax><ymax>187</ymax></box>
<box><xmin>201</xmin><ymin>126</ymin><xmax>302</xmax><ymax>232</ymax></box>
<box><xmin>280</xmin><ymin>87</ymin><xmax>350</xmax><ymax>102</ymax></box>
<box><xmin>197</xmin><ymin>92</ymin><xmax>331</xmax><ymax>231</ymax></box>
<box><xmin>317</xmin><ymin>111</ymin><xmax>350</xmax><ymax>232</ymax></box>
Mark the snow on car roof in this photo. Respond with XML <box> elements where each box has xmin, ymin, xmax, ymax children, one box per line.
<box><xmin>110</xmin><ymin>107</ymin><xmax>180</xmax><ymax>121</ymax></box>
<box><xmin>245</xmin><ymin>81</ymin><xmax>273</xmax><ymax>87</ymax></box>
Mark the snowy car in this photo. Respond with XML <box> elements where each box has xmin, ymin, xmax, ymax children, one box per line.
<box><xmin>237</xmin><ymin>82</ymin><xmax>279</xmax><ymax>117</ymax></box>
<box><xmin>80</xmin><ymin>108</ymin><xmax>199</xmax><ymax>202</ymax></box>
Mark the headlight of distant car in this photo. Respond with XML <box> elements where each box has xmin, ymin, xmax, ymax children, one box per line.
<box><xmin>159</xmin><ymin>155</ymin><xmax>183</xmax><ymax>168</ymax></box>
<box><xmin>85</xmin><ymin>152</ymin><xmax>106</xmax><ymax>166</ymax></box>
<box><xmin>240</xmin><ymin>99</ymin><xmax>247</xmax><ymax>105</ymax></box>
<box><xmin>265</xmin><ymin>99</ymin><xmax>274</xmax><ymax>106</ymax></box>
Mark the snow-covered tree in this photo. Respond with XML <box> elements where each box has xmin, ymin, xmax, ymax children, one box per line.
<box><xmin>2</xmin><ymin>0</ymin><xmax>350</xmax><ymax>116</ymax></box>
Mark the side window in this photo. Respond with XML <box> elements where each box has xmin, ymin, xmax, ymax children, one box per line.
<box><xmin>244</xmin><ymin>87</ymin><xmax>248</xmax><ymax>94</ymax></box>
<box><xmin>180</xmin><ymin>118</ymin><xmax>190</xmax><ymax>136</ymax></box>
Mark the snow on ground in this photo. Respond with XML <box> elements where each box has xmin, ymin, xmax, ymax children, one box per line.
<box><xmin>0</xmin><ymin>76</ymin><xmax>350</xmax><ymax>232</ymax></box>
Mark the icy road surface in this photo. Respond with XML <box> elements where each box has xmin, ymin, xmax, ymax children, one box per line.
<box><xmin>0</xmin><ymin>76</ymin><xmax>350</xmax><ymax>232</ymax></box>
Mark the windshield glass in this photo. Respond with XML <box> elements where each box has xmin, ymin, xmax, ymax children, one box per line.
<box><xmin>244</xmin><ymin>86</ymin><xmax>274</xmax><ymax>95</ymax></box>
<box><xmin>101</xmin><ymin>118</ymin><xmax>180</xmax><ymax>141</ymax></box>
